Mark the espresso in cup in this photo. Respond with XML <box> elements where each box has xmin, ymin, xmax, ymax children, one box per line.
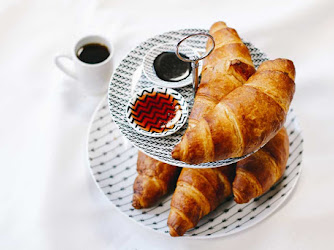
<box><xmin>55</xmin><ymin>35</ymin><xmax>113</xmax><ymax>95</ymax></box>
<box><xmin>77</xmin><ymin>43</ymin><xmax>110</xmax><ymax>64</ymax></box>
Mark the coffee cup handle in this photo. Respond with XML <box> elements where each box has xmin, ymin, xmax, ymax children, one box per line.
<box><xmin>54</xmin><ymin>54</ymin><xmax>77</xmax><ymax>79</ymax></box>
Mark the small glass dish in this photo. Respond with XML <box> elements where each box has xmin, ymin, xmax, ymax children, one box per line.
<box><xmin>126</xmin><ymin>87</ymin><xmax>188</xmax><ymax>137</ymax></box>
<box><xmin>142</xmin><ymin>43</ymin><xmax>202</xmax><ymax>88</ymax></box>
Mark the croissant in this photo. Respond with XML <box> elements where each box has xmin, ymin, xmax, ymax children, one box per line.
<box><xmin>187</xmin><ymin>21</ymin><xmax>255</xmax><ymax>131</ymax></box>
<box><xmin>166</xmin><ymin>22</ymin><xmax>254</xmax><ymax>236</ymax></box>
<box><xmin>132</xmin><ymin>151</ymin><xmax>181</xmax><ymax>209</ymax></box>
<box><xmin>172</xmin><ymin>58</ymin><xmax>295</xmax><ymax>164</ymax></box>
<box><xmin>233</xmin><ymin>128</ymin><xmax>289</xmax><ymax>203</ymax></box>
<box><xmin>167</xmin><ymin>165</ymin><xmax>236</xmax><ymax>236</ymax></box>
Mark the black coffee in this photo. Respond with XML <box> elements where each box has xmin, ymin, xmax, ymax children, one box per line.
<box><xmin>77</xmin><ymin>43</ymin><xmax>110</xmax><ymax>64</ymax></box>
<box><xmin>153</xmin><ymin>52</ymin><xmax>192</xmax><ymax>82</ymax></box>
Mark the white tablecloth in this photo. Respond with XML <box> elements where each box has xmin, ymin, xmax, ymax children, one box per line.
<box><xmin>1</xmin><ymin>0</ymin><xmax>334</xmax><ymax>249</ymax></box>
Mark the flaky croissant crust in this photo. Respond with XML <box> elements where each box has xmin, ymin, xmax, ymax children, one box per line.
<box><xmin>167</xmin><ymin>165</ymin><xmax>235</xmax><ymax>236</ymax></box>
<box><xmin>172</xmin><ymin>58</ymin><xmax>295</xmax><ymax>164</ymax></box>
<box><xmin>233</xmin><ymin>128</ymin><xmax>289</xmax><ymax>203</ymax></box>
<box><xmin>132</xmin><ymin>151</ymin><xmax>180</xmax><ymax>209</ymax></box>
<box><xmin>187</xmin><ymin>21</ymin><xmax>255</xmax><ymax>130</ymax></box>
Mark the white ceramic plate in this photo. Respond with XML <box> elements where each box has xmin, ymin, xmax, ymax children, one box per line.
<box><xmin>108</xmin><ymin>28</ymin><xmax>270</xmax><ymax>168</ymax></box>
<box><xmin>87</xmin><ymin>96</ymin><xmax>303</xmax><ymax>238</ymax></box>
<box><xmin>126</xmin><ymin>87</ymin><xmax>188</xmax><ymax>137</ymax></box>
<box><xmin>142</xmin><ymin>43</ymin><xmax>202</xmax><ymax>88</ymax></box>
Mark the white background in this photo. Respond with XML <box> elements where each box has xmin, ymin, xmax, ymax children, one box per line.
<box><xmin>1</xmin><ymin>0</ymin><xmax>334</xmax><ymax>249</ymax></box>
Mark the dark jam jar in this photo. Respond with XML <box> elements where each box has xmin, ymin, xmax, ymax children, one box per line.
<box><xmin>153</xmin><ymin>52</ymin><xmax>192</xmax><ymax>82</ymax></box>
<box><xmin>130</xmin><ymin>91</ymin><xmax>182</xmax><ymax>133</ymax></box>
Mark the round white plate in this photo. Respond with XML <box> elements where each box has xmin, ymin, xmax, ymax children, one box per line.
<box><xmin>126</xmin><ymin>87</ymin><xmax>188</xmax><ymax>137</ymax></box>
<box><xmin>87</xmin><ymin>96</ymin><xmax>303</xmax><ymax>238</ymax></box>
<box><xmin>108</xmin><ymin>28</ymin><xmax>269</xmax><ymax>168</ymax></box>
<box><xmin>142</xmin><ymin>43</ymin><xmax>201</xmax><ymax>88</ymax></box>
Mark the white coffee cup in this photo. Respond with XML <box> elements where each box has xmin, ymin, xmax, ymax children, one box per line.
<box><xmin>55</xmin><ymin>35</ymin><xmax>113</xmax><ymax>95</ymax></box>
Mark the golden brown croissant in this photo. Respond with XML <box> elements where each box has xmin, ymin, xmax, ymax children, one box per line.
<box><xmin>132</xmin><ymin>151</ymin><xmax>181</xmax><ymax>209</ymax></box>
<box><xmin>167</xmin><ymin>165</ymin><xmax>236</xmax><ymax>236</ymax></box>
<box><xmin>172</xmin><ymin>58</ymin><xmax>295</xmax><ymax>164</ymax></box>
<box><xmin>166</xmin><ymin>22</ymin><xmax>254</xmax><ymax>236</ymax></box>
<box><xmin>233</xmin><ymin>128</ymin><xmax>289</xmax><ymax>203</ymax></box>
<box><xmin>187</xmin><ymin>21</ymin><xmax>255</xmax><ymax>131</ymax></box>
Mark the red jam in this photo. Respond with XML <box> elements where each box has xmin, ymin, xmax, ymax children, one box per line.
<box><xmin>130</xmin><ymin>91</ymin><xmax>181</xmax><ymax>133</ymax></box>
